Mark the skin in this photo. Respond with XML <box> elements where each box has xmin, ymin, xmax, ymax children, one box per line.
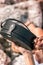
<box><xmin>37</xmin><ymin>0</ymin><xmax>43</xmax><ymax>2</ymax></box>
<box><xmin>25</xmin><ymin>21</ymin><xmax>43</xmax><ymax>63</ymax></box>
<box><xmin>34</xmin><ymin>50</ymin><xmax>43</xmax><ymax>63</ymax></box>
<box><xmin>6</xmin><ymin>21</ymin><xmax>43</xmax><ymax>65</ymax></box>
<box><xmin>11</xmin><ymin>42</ymin><xmax>35</xmax><ymax>65</ymax></box>
<box><xmin>25</xmin><ymin>21</ymin><xmax>43</xmax><ymax>37</ymax></box>
<box><xmin>33</xmin><ymin>36</ymin><xmax>43</xmax><ymax>63</ymax></box>
<box><xmin>11</xmin><ymin>36</ymin><xmax>43</xmax><ymax>64</ymax></box>
<box><xmin>34</xmin><ymin>36</ymin><xmax>43</xmax><ymax>49</ymax></box>
<box><xmin>0</xmin><ymin>0</ymin><xmax>5</xmax><ymax>3</ymax></box>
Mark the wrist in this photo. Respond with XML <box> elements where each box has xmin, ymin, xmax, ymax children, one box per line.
<box><xmin>25</xmin><ymin>21</ymin><xmax>33</xmax><ymax>27</ymax></box>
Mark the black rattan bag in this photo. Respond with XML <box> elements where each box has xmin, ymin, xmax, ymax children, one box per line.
<box><xmin>0</xmin><ymin>18</ymin><xmax>36</xmax><ymax>50</ymax></box>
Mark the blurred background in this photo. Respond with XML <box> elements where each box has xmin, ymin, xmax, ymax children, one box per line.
<box><xmin>0</xmin><ymin>0</ymin><xmax>43</xmax><ymax>28</ymax></box>
<box><xmin>0</xmin><ymin>0</ymin><xmax>43</xmax><ymax>65</ymax></box>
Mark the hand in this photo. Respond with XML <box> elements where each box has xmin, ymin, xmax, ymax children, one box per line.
<box><xmin>11</xmin><ymin>42</ymin><xmax>20</xmax><ymax>53</ymax></box>
<box><xmin>11</xmin><ymin>42</ymin><xmax>32</xmax><ymax>55</ymax></box>
<box><xmin>18</xmin><ymin>47</ymin><xmax>35</xmax><ymax>65</ymax></box>
<box><xmin>11</xmin><ymin>42</ymin><xmax>33</xmax><ymax>59</ymax></box>
<box><xmin>34</xmin><ymin>36</ymin><xmax>43</xmax><ymax>50</ymax></box>
<box><xmin>35</xmin><ymin>49</ymin><xmax>43</xmax><ymax>63</ymax></box>
<box><xmin>11</xmin><ymin>42</ymin><xmax>35</xmax><ymax>65</ymax></box>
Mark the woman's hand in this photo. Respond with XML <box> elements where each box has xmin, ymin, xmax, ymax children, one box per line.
<box><xmin>33</xmin><ymin>36</ymin><xmax>43</xmax><ymax>63</ymax></box>
<box><xmin>18</xmin><ymin>47</ymin><xmax>35</xmax><ymax>65</ymax></box>
<box><xmin>11</xmin><ymin>42</ymin><xmax>35</xmax><ymax>65</ymax></box>
<box><xmin>34</xmin><ymin>49</ymin><xmax>43</xmax><ymax>63</ymax></box>
<box><xmin>11</xmin><ymin>42</ymin><xmax>20</xmax><ymax>53</ymax></box>
<box><xmin>34</xmin><ymin>36</ymin><xmax>43</xmax><ymax>50</ymax></box>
